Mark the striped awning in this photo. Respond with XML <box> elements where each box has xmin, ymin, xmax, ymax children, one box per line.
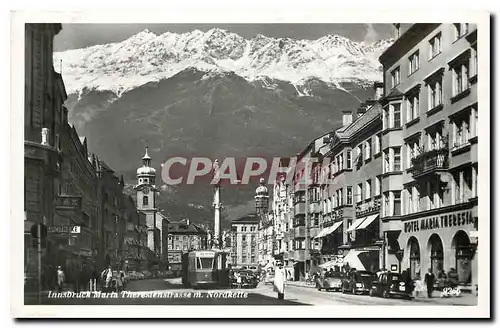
<box><xmin>346</xmin><ymin>218</ymin><xmax>366</xmax><ymax>232</ymax></box>
<box><xmin>314</xmin><ymin>221</ymin><xmax>343</xmax><ymax>239</ymax></box>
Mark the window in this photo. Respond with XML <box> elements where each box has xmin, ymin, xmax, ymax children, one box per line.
<box><xmin>241</xmin><ymin>226</ymin><xmax>247</xmax><ymax>232</ymax></box>
<box><xmin>393</xmin><ymin>103</ymin><xmax>401</xmax><ymax>128</ymax></box>
<box><xmin>429</xmin><ymin>179</ymin><xmax>443</xmax><ymax>209</ymax></box>
<box><xmin>197</xmin><ymin>257</ymin><xmax>214</xmax><ymax>270</ymax></box>
<box><xmin>406</xmin><ymin>93</ymin><xmax>419</xmax><ymax>122</ymax></box>
<box><xmin>428</xmin><ymin>79</ymin><xmax>442</xmax><ymax>110</ymax></box>
<box><xmin>394</xmin><ymin>147</ymin><xmax>401</xmax><ymax>171</ymax></box>
<box><xmin>406</xmin><ymin>138</ymin><xmax>421</xmax><ymax>168</ymax></box>
<box><xmin>365</xmin><ymin>180</ymin><xmax>372</xmax><ymax>200</ymax></box>
<box><xmin>427</xmin><ymin>127</ymin><xmax>445</xmax><ymax>151</ymax></box>
<box><xmin>356</xmin><ymin>183</ymin><xmax>363</xmax><ymax>203</ymax></box>
<box><xmin>408</xmin><ymin>51</ymin><xmax>420</xmax><ymax>75</ymax></box>
<box><xmin>365</xmin><ymin>140</ymin><xmax>371</xmax><ymax>160</ymax></box>
<box><xmin>383</xmin><ymin>192</ymin><xmax>390</xmax><ymax>217</ymax></box>
<box><xmin>374</xmin><ymin>134</ymin><xmax>381</xmax><ymax>154</ymax></box>
<box><xmin>393</xmin><ymin>191</ymin><xmax>401</xmax><ymax>216</ymax></box>
<box><xmin>391</xmin><ymin>67</ymin><xmax>400</xmax><ymax>88</ymax></box>
<box><xmin>454</xmin><ymin>23</ymin><xmax>469</xmax><ymax>40</ymax></box>
<box><xmin>175</xmin><ymin>236</ymin><xmax>180</xmax><ymax>241</ymax></box>
<box><xmin>452</xmin><ymin>62</ymin><xmax>470</xmax><ymax>96</ymax></box>
<box><xmin>429</xmin><ymin>33</ymin><xmax>442</xmax><ymax>59</ymax></box>
<box><xmin>347</xmin><ymin>186</ymin><xmax>353</xmax><ymax>205</ymax></box>
<box><xmin>471</xmin><ymin>105</ymin><xmax>478</xmax><ymax>138</ymax></box>
<box><xmin>471</xmin><ymin>46</ymin><xmax>478</xmax><ymax>77</ymax></box>
<box><xmin>142</xmin><ymin>196</ymin><xmax>148</xmax><ymax>206</ymax></box>
<box><xmin>452</xmin><ymin>114</ymin><xmax>471</xmax><ymax>148</ymax></box>
<box><xmin>337</xmin><ymin>188</ymin><xmax>344</xmax><ymax>206</ymax></box>
<box><xmin>346</xmin><ymin>150</ymin><xmax>352</xmax><ymax>169</ymax></box>
<box><xmin>383</xmin><ymin>149</ymin><xmax>390</xmax><ymax>173</ymax></box>
<box><xmin>383</xmin><ymin>107</ymin><xmax>389</xmax><ymax>130</ymax></box>
<box><xmin>375</xmin><ymin>176</ymin><xmax>381</xmax><ymax>196</ymax></box>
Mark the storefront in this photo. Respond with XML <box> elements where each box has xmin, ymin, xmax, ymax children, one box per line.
<box><xmin>388</xmin><ymin>206</ymin><xmax>478</xmax><ymax>287</ymax></box>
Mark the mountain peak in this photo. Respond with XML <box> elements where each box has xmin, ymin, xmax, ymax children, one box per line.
<box><xmin>54</xmin><ymin>29</ymin><xmax>392</xmax><ymax>96</ymax></box>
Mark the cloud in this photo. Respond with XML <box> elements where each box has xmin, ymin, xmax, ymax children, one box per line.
<box><xmin>363</xmin><ymin>23</ymin><xmax>379</xmax><ymax>44</ymax></box>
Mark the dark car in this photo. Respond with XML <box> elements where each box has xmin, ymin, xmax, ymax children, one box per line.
<box><xmin>370</xmin><ymin>272</ymin><xmax>412</xmax><ymax>300</ymax></box>
<box><xmin>316</xmin><ymin>271</ymin><xmax>343</xmax><ymax>292</ymax></box>
<box><xmin>230</xmin><ymin>270</ymin><xmax>259</xmax><ymax>289</ymax></box>
<box><xmin>341</xmin><ymin>270</ymin><xmax>376</xmax><ymax>295</ymax></box>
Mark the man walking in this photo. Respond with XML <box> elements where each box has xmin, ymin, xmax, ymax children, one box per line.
<box><xmin>424</xmin><ymin>268</ymin><xmax>436</xmax><ymax>298</ymax></box>
<box><xmin>56</xmin><ymin>266</ymin><xmax>65</xmax><ymax>293</ymax></box>
<box><xmin>274</xmin><ymin>261</ymin><xmax>286</xmax><ymax>300</ymax></box>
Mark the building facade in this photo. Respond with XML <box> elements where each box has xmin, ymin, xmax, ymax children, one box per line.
<box><xmin>230</xmin><ymin>214</ymin><xmax>260</xmax><ymax>267</ymax></box>
<box><xmin>123</xmin><ymin>195</ymin><xmax>148</xmax><ymax>272</ymax></box>
<box><xmin>380</xmin><ymin>23</ymin><xmax>478</xmax><ymax>290</ymax></box>
<box><xmin>167</xmin><ymin>219</ymin><xmax>208</xmax><ymax>271</ymax></box>
<box><xmin>134</xmin><ymin>147</ymin><xmax>163</xmax><ymax>269</ymax></box>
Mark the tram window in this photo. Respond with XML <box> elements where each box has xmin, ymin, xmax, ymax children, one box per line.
<box><xmin>197</xmin><ymin>257</ymin><xmax>214</xmax><ymax>270</ymax></box>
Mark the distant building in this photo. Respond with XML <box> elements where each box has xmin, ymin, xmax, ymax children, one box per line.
<box><xmin>167</xmin><ymin>219</ymin><xmax>208</xmax><ymax>271</ymax></box>
<box><xmin>123</xmin><ymin>195</ymin><xmax>148</xmax><ymax>272</ymax></box>
<box><xmin>230</xmin><ymin>214</ymin><xmax>259</xmax><ymax>267</ymax></box>
<box><xmin>134</xmin><ymin>147</ymin><xmax>165</xmax><ymax>270</ymax></box>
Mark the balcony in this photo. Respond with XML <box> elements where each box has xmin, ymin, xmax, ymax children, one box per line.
<box><xmin>294</xmin><ymin>226</ymin><xmax>306</xmax><ymax>238</ymax></box>
<box><xmin>309</xmin><ymin>202</ymin><xmax>321</xmax><ymax>214</ymax></box>
<box><xmin>409</xmin><ymin>148</ymin><xmax>448</xmax><ymax>179</ymax></box>
<box><xmin>355</xmin><ymin>196</ymin><xmax>381</xmax><ymax>217</ymax></box>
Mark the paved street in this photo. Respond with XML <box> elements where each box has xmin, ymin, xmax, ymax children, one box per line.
<box><xmin>24</xmin><ymin>278</ymin><xmax>305</xmax><ymax>305</ymax></box>
<box><xmin>24</xmin><ymin>278</ymin><xmax>476</xmax><ymax>306</ymax></box>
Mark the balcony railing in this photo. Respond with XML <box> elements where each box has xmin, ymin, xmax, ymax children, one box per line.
<box><xmin>409</xmin><ymin>147</ymin><xmax>448</xmax><ymax>178</ymax></box>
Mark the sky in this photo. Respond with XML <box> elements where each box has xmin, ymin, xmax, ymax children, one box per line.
<box><xmin>53</xmin><ymin>23</ymin><xmax>393</xmax><ymax>52</ymax></box>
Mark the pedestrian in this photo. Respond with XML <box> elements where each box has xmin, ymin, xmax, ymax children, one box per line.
<box><xmin>102</xmin><ymin>265</ymin><xmax>113</xmax><ymax>291</ymax></box>
<box><xmin>274</xmin><ymin>261</ymin><xmax>286</xmax><ymax>300</ymax></box>
<box><xmin>56</xmin><ymin>266</ymin><xmax>65</xmax><ymax>293</ymax></box>
<box><xmin>424</xmin><ymin>268</ymin><xmax>436</xmax><ymax>298</ymax></box>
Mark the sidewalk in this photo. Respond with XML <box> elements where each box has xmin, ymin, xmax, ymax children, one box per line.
<box><xmin>286</xmin><ymin>280</ymin><xmax>478</xmax><ymax>305</ymax></box>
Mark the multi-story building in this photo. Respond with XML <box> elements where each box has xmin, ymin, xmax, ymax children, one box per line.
<box><xmin>167</xmin><ymin>219</ymin><xmax>208</xmax><ymax>271</ymax></box>
<box><xmin>230</xmin><ymin>214</ymin><xmax>259</xmax><ymax>267</ymax></box>
<box><xmin>271</xmin><ymin>177</ymin><xmax>289</xmax><ymax>262</ymax></box>
<box><xmin>96</xmin><ymin>160</ymin><xmax>127</xmax><ymax>269</ymax></box>
<box><xmin>56</xmin><ymin>125</ymin><xmax>99</xmax><ymax>279</ymax></box>
<box><xmin>156</xmin><ymin>212</ymin><xmax>170</xmax><ymax>270</ymax></box>
<box><xmin>24</xmin><ymin>23</ymin><xmax>65</xmax><ymax>291</ymax></box>
<box><xmin>380</xmin><ymin>23</ymin><xmax>478</xmax><ymax>290</ymax></box>
<box><xmin>289</xmin><ymin>133</ymin><xmax>333</xmax><ymax>279</ymax></box>
<box><xmin>314</xmin><ymin>84</ymin><xmax>384</xmax><ymax>274</ymax></box>
<box><xmin>123</xmin><ymin>195</ymin><xmax>148</xmax><ymax>272</ymax></box>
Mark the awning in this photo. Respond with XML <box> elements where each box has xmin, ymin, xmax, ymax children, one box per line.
<box><xmin>314</xmin><ymin>221</ymin><xmax>343</xmax><ymax>239</ymax></box>
<box><xmin>346</xmin><ymin>218</ymin><xmax>366</xmax><ymax>232</ymax></box>
<box><xmin>357</xmin><ymin>214</ymin><xmax>379</xmax><ymax>230</ymax></box>
<box><xmin>342</xmin><ymin>249</ymin><xmax>368</xmax><ymax>271</ymax></box>
<box><xmin>319</xmin><ymin>258</ymin><xmax>343</xmax><ymax>269</ymax></box>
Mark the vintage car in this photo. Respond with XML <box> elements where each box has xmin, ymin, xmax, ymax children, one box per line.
<box><xmin>341</xmin><ymin>270</ymin><xmax>376</xmax><ymax>295</ymax></box>
<box><xmin>370</xmin><ymin>272</ymin><xmax>412</xmax><ymax>300</ymax></box>
<box><xmin>230</xmin><ymin>270</ymin><xmax>259</xmax><ymax>289</ymax></box>
<box><xmin>316</xmin><ymin>271</ymin><xmax>343</xmax><ymax>292</ymax></box>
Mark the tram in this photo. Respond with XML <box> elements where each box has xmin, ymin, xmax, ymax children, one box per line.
<box><xmin>181</xmin><ymin>249</ymin><xmax>229</xmax><ymax>288</ymax></box>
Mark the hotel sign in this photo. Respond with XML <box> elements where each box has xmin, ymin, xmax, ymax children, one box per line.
<box><xmin>404</xmin><ymin>210</ymin><xmax>475</xmax><ymax>234</ymax></box>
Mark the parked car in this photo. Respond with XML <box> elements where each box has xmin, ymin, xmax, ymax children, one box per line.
<box><xmin>231</xmin><ymin>270</ymin><xmax>258</xmax><ymax>289</ymax></box>
<box><xmin>370</xmin><ymin>272</ymin><xmax>412</xmax><ymax>300</ymax></box>
<box><xmin>341</xmin><ymin>270</ymin><xmax>376</xmax><ymax>295</ymax></box>
<box><xmin>316</xmin><ymin>271</ymin><xmax>342</xmax><ymax>292</ymax></box>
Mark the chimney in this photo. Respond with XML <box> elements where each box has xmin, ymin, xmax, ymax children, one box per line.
<box><xmin>186</xmin><ymin>219</ymin><xmax>190</xmax><ymax>226</ymax></box>
<box><xmin>373</xmin><ymin>82</ymin><xmax>384</xmax><ymax>100</ymax></box>
<box><xmin>342</xmin><ymin>111</ymin><xmax>353</xmax><ymax>127</ymax></box>
<box><xmin>394</xmin><ymin>23</ymin><xmax>401</xmax><ymax>39</ymax></box>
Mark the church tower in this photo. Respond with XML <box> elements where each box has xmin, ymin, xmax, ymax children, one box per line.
<box><xmin>135</xmin><ymin>146</ymin><xmax>159</xmax><ymax>255</ymax></box>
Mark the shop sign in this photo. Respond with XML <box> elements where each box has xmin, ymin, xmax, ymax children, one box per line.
<box><xmin>404</xmin><ymin>210</ymin><xmax>475</xmax><ymax>234</ymax></box>
<box><xmin>332</xmin><ymin>209</ymin><xmax>344</xmax><ymax>220</ymax></box>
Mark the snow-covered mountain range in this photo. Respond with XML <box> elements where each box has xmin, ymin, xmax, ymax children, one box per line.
<box><xmin>54</xmin><ymin>28</ymin><xmax>393</xmax><ymax>96</ymax></box>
